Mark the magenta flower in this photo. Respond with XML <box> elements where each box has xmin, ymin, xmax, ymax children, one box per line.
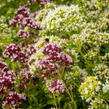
<box><xmin>49</xmin><ymin>80</ymin><xmax>65</xmax><ymax>93</ymax></box>
<box><xmin>3</xmin><ymin>92</ymin><xmax>26</xmax><ymax>109</ymax></box>
<box><xmin>60</xmin><ymin>54</ymin><xmax>73</xmax><ymax>66</ymax></box>
<box><xmin>3</xmin><ymin>43</ymin><xmax>26</xmax><ymax>62</ymax></box>
<box><xmin>17</xmin><ymin>30</ymin><xmax>30</xmax><ymax>39</ymax></box>
<box><xmin>43</xmin><ymin>43</ymin><xmax>62</xmax><ymax>55</ymax></box>
<box><xmin>16</xmin><ymin>6</ymin><xmax>30</xmax><ymax>17</ymax></box>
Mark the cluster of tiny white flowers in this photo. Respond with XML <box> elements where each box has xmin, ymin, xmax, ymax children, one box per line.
<box><xmin>102</xmin><ymin>53</ymin><xmax>109</xmax><ymax>61</ymax></box>
<box><xmin>0</xmin><ymin>16</ymin><xmax>13</xmax><ymax>38</ymax></box>
<box><xmin>89</xmin><ymin>97</ymin><xmax>105</xmax><ymax>109</ymax></box>
<box><xmin>28</xmin><ymin>49</ymin><xmax>44</xmax><ymax>74</ymax></box>
<box><xmin>93</xmin><ymin>64</ymin><xmax>109</xmax><ymax>80</ymax></box>
<box><xmin>72</xmin><ymin>28</ymin><xmax>109</xmax><ymax>48</ymax></box>
<box><xmin>64</xmin><ymin>66</ymin><xmax>87</xmax><ymax>88</ymax></box>
<box><xmin>102</xmin><ymin>80</ymin><xmax>109</xmax><ymax>93</ymax></box>
<box><xmin>36</xmin><ymin>4</ymin><xmax>84</xmax><ymax>37</ymax></box>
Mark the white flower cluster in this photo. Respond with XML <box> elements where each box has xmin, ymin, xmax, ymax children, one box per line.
<box><xmin>71</xmin><ymin>27</ymin><xmax>109</xmax><ymax>66</ymax></box>
<box><xmin>64</xmin><ymin>66</ymin><xmax>87</xmax><ymax>88</ymax></box>
<box><xmin>72</xmin><ymin>28</ymin><xmax>109</xmax><ymax>49</ymax></box>
<box><xmin>103</xmin><ymin>80</ymin><xmax>109</xmax><ymax>93</ymax></box>
<box><xmin>93</xmin><ymin>64</ymin><xmax>109</xmax><ymax>80</ymax></box>
<box><xmin>102</xmin><ymin>53</ymin><xmax>109</xmax><ymax>62</ymax></box>
<box><xmin>89</xmin><ymin>97</ymin><xmax>105</xmax><ymax>109</ymax></box>
<box><xmin>36</xmin><ymin>4</ymin><xmax>84</xmax><ymax>37</ymax></box>
<box><xmin>0</xmin><ymin>16</ymin><xmax>12</xmax><ymax>38</ymax></box>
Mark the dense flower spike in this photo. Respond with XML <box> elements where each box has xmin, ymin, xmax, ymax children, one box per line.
<box><xmin>0</xmin><ymin>71</ymin><xmax>16</xmax><ymax>98</ymax></box>
<box><xmin>17</xmin><ymin>30</ymin><xmax>30</xmax><ymax>39</ymax></box>
<box><xmin>10</xmin><ymin>6</ymin><xmax>42</xmax><ymax>30</ymax></box>
<box><xmin>37</xmin><ymin>56</ymin><xmax>58</xmax><ymax>70</ymax></box>
<box><xmin>60</xmin><ymin>54</ymin><xmax>73</xmax><ymax>66</ymax></box>
<box><xmin>27</xmin><ymin>45</ymin><xmax>36</xmax><ymax>54</ymax></box>
<box><xmin>3</xmin><ymin>92</ymin><xmax>26</xmax><ymax>109</ymax></box>
<box><xmin>17</xmin><ymin>68</ymin><xmax>31</xmax><ymax>89</ymax></box>
<box><xmin>3</xmin><ymin>43</ymin><xmax>26</xmax><ymax>62</ymax></box>
<box><xmin>3</xmin><ymin>43</ymin><xmax>21</xmax><ymax>58</ymax></box>
<box><xmin>0</xmin><ymin>61</ymin><xmax>8</xmax><ymax>73</ymax></box>
<box><xmin>9</xmin><ymin>15</ymin><xmax>23</xmax><ymax>27</ymax></box>
<box><xmin>49</xmin><ymin>80</ymin><xmax>65</xmax><ymax>93</ymax></box>
<box><xmin>43</xmin><ymin>43</ymin><xmax>62</xmax><ymax>55</ymax></box>
<box><xmin>16</xmin><ymin>6</ymin><xmax>30</xmax><ymax>17</ymax></box>
<box><xmin>12</xmin><ymin>52</ymin><xmax>26</xmax><ymax>62</ymax></box>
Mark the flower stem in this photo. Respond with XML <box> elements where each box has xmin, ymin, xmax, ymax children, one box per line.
<box><xmin>53</xmin><ymin>93</ymin><xmax>58</xmax><ymax>109</ymax></box>
<box><xmin>59</xmin><ymin>68</ymin><xmax>77</xmax><ymax>109</ymax></box>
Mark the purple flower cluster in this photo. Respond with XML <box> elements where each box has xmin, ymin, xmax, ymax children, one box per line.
<box><xmin>10</xmin><ymin>6</ymin><xmax>42</xmax><ymax>29</ymax></box>
<box><xmin>3</xmin><ymin>92</ymin><xmax>26</xmax><ymax>109</ymax></box>
<box><xmin>38</xmin><ymin>56</ymin><xmax>59</xmax><ymax>71</ymax></box>
<box><xmin>3</xmin><ymin>43</ymin><xmax>26</xmax><ymax>62</ymax></box>
<box><xmin>0</xmin><ymin>61</ymin><xmax>8</xmax><ymax>73</ymax></box>
<box><xmin>43</xmin><ymin>43</ymin><xmax>62</xmax><ymax>55</ymax></box>
<box><xmin>37</xmin><ymin>43</ymin><xmax>73</xmax><ymax>93</ymax></box>
<box><xmin>27</xmin><ymin>44</ymin><xmax>36</xmax><ymax>54</ymax></box>
<box><xmin>16</xmin><ymin>6</ymin><xmax>30</xmax><ymax>17</ymax></box>
<box><xmin>9</xmin><ymin>15</ymin><xmax>23</xmax><ymax>27</ymax></box>
<box><xmin>3</xmin><ymin>71</ymin><xmax>16</xmax><ymax>80</ymax></box>
<box><xmin>3</xmin><ymin>43</ymin><xmax>20</xmax><ymax>58</ymax></box>
<box><xmin>60</xmin><ymin>54</ymin><xmax>74</xmax><ymax>66</ymax></box>
<box><xmin>17</xmin><ymin>68</ymin><xmax>31</xmax><ymax>89</ymax></box>
<box><xmin>0</xmin><ymin>71</ymin><xmax>16</xmax><ymax>98</ymax></box>
<box><xmin>38</xmin><ymin>43</ymin><xmax>73</xmax><ymax>73</ymax></box>
<box><xmin>19</xmin><ymin>68</ymin><xmax>31</xmax><ymax>80</ymax></box>
<box><xmin>17</xmin><ymin>68</ymin><xmax>39</xmax><ymax>90</ymax></box>
<box><xmin>49</xmin><ymin>80</ymin><xmax>65</xmax><ymax>93</ymax></box>
<box><xmin>17</xmin><ymin>30</ymin><xmax>30</xmax><ymax>39</ymax></box>
<box><xmin>0</xmin><ymin>61</ymin><xmax>16</xmax><ymax>98</ymax></box>
<box><xmin>10</xmin><ymin>6</ymin><xmax>42</xmax><ymax>39</ymax></box>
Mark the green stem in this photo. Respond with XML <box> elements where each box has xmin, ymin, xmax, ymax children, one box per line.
<box><xmin>58</xmin><ymin>68</ymin><xmax>77</xmax><ymax>109</ymax></box>
<box><xmin>78</xmin><ymin>47</ymin><xmax>90</xmax><ymax>67</ymax></box>
<box><xmin>82</xmin><ymin>100</ymin><xmax>86</xmax><ymax>109</ymax></box>
<box><xmin>53</xmin><ymin>93</ymin><xmax>58</xmax><ymax>109</ymax></box>
<box><xmin>65</xmin><ymin>85</ymin><xmax>77</xmax><ymax>109</ymax></box>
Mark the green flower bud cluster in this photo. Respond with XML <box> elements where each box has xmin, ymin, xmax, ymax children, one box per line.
<box><xmin>79</xmin><ymin>76</ymin><xmax>101</xmax><ymax>100</ymax></box>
